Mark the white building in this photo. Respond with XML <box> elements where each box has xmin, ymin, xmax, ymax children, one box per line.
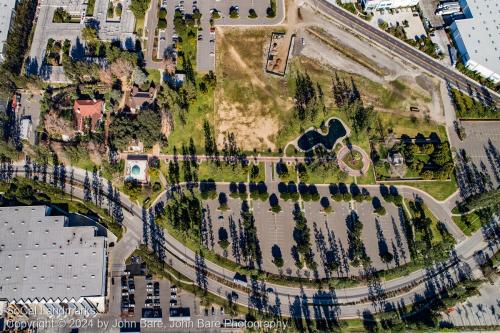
<box><xmin>0</xmin><ymin>206</ymin><xmax>108</xmax><ymax>316</ymax></box>
<box><xmin>361</xmin><ymin>0</ymin><xmax>419</xmax><ymax>11</ymax></box>
<box><xmin>19</xmin><ymin>117</ymin><xmax>32</xmax><ymax>141</ymax></box>
<box><xmin>450</xmin><ymin>0</ymin><xmax>500</xmax><ymax>83</ymax></box>
<box><xmin>0</xmin><ymin>0</ymin><xmax>17</xmax><ymax>62</ymax></box>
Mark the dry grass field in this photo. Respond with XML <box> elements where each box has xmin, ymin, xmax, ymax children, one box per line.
<box><xmin>215</xmin><ymin>26</ymin><xmax>441</xmax><ymax>153</ymax></box>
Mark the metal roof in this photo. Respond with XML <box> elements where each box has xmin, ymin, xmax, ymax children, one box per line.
<box><xmin>0</xmin><ymin>206</ymin><xmax>107</xmax><ymax>302</ymax></box>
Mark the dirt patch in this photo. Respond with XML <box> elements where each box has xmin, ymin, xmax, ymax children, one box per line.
<box><xmin>306</xmin><ymin>26</ymin><xmax>387</xmax><ymax>77</ymax></box>
<box><xmin>44</xmin><ymin>111</ymin><xmax>74</xmax><ymax>138</ymax></box>
<box><xmin>216</xmin><ymin>100</ymin><xmax>279</xmax><ymax>151</ymax></box>
<box><xmin>216</xmin><ymin>27</ymin><xmax>292</xmax><ymax>151</ymax></box>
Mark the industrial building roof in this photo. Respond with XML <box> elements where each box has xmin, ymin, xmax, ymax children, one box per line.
<box><xmin>0</xmin><ymin>206</ymin><xmax>107</xmax><ymax>302</ymax></box>
<box><xmin>455</xmin><ymin>0</ymin><xmax>500</xmax><ymax>75</ymax></box>
<box><xmin>0</xmin><ymin>0</ymin><xmax>17</xmax><ymax>61</ymax></box>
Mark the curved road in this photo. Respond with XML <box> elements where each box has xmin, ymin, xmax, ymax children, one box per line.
<box><xmin>12</xmin><ymin>164</ymin><xmax>497</xmax><ymax>318</ymax></box>
<box><xmin>311</xmin><ymin>0</ymin><xmax>499</xmax><ymax>106</ymax></box>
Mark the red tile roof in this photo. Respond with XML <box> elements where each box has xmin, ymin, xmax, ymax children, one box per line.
<box><xmin>73</xmin><ymin>100</ymin><xmax>104</xmax><ymax>132</ymax></box>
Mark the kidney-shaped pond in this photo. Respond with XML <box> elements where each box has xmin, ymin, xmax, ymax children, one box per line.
<box><xmin>297</xmin><ymin>118</ymin><xmax>347</xmax><ymax>152</ymax></box>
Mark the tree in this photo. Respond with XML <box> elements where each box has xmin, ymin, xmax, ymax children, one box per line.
<box><xmin>82</xmin><ymin>26</ymin><xmax>98</xmax><ymax>44</ymax></box>
<box><xmin>132</xmin><ymin>67</ymin><xmax>148</xmax><ymax>86</ymax></box>
<box><xmin>110</xmin><ymin>58</ymin><xmax>134</xmax><ymax>82</ymax></box>
<box><xmin>113</xmin><ymin>189</ymin><xmax>124</xmax><ymax>225</ymax></box>
<box><xmin>115</xmin><ymin>3</ymin><xmax>123</xmax><ymax>16</ymax></box>
<box><xmin>109</xmin><ymin>109</ymin><xmax>161</xmax><ymax>149</ymax></box>
<box><xmin>129</xmin><ymin>0</ymin><xmax>151</xmax><ymax>19</ymax></box>
<box><xmin>1</xmin><ymin>0</ymin><xmax>36</xmax><ymax>75</ymax></box>
<box><xmin>83</xmin><ymin>171</ymin><xmax>92</xmax><ymax>201</ymax></box>
<box><xmin>124</xmin><ymin>179</ymin><xmax>142</xmax><ymax>200</ymax></box>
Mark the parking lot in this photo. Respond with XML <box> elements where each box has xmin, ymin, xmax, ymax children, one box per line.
<box><xmin>156</xmin><ymin>0</ymin><xmax>284</xmax><ymax>72</ymax></box>
<box><xmin>441</xmin><ymin>277</ymin><xmax>500</xmax><ymax>327</ymax></box>
<box><xmin>116</xmin><ymin>270</ymin><xmax>233</xmax><ymax>330</ymax></box>
<box><xmin>371</xmin><ymin>8</ymin><xmax>427</xmax><ymax>39</ymax></box>
<box><xmin>453</xmin><ymin>121</ymin><xmax>500</xmax><ymax>196</ymax></box>
<box><xmin>202</xmin><ymin>183</ymin><xmax>410</xmax><ymax>279</ymax></box>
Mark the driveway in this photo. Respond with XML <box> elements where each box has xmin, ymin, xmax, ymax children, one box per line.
<box><xmin>19</xmin><ymin>90</ymin><xmax>42</xmax><ymax>145</ymax></box>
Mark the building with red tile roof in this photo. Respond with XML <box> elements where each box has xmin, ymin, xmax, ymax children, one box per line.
<box><xmin>73</xmin><ymin>99</ymin><xmax>104</xmax><ymax>132</ymax></box>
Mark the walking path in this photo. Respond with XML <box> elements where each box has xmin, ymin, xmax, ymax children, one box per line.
<box><xmin>12</xmin><ymin>162</ymin><xmax>487</xmax><ymax>319</ymax></box>
<box><xmin>337</xmin><ymin>145</ymin><xmax>371</xmax><ymax>177</ymax></box>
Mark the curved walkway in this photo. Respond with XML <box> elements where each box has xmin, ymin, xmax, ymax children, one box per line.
<box><xmin>12</xmin><ymin>163</ymin><xmax>487</xmax><ymax>319</ymax></box>
<box><xmin>337</xmin><ymin>145</ymin><xmax>371</xmax><ymax>177</ymax></box>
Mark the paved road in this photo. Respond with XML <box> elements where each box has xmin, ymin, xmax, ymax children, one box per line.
<box><xmin>144</xmin><ymin>0</ymin><xmax>162</xmax><ymax>69</ymax></box>
<box><xmin>311</xmin><ymin>0</ymin><xmax>499</xmax><ymax>106</ymax></box>
<box><xmin>12</xmin><ymin>163</ymin><xmax>497</xmax><ymax>319</ymax></box>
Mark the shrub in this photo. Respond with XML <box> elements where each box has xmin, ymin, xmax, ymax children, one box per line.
<box><xmin>248</xmin><ymin>8</ymin><xmax>258</xmax><ymax>18</ymax></box>
<box><xmin>374</xmin><ymin>205</ymin><xmax>386</xmax><ymax>216</ymax></box>
<box><xmin>158</xmin><ymin>19</ymin><xmax>167</xmax><ymax>29</ymax></box>
<box><xmin>115</xmin><ymin>3</ymin><xmax>122</xmax><ymax>16</ymax></box>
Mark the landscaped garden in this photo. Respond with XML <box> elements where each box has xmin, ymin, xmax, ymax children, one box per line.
<box><xmin>450</xmin><ymin>88</ymin><xmax>499</xmax><ymax>119</ymax></box>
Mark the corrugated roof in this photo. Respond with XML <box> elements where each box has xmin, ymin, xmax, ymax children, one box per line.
<box><xmin>0</xmin><ymin>206</ymin><xmax>107</xmax><ymax>302</ymax></box>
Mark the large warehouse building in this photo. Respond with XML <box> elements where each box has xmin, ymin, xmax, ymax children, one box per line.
<box><xmin>0</xmin><ymin>0</ymin><xmax>17</xmax><ymax>62</ymax></box>
<box><xmin>450</xmin><ymin>0</ymin><xmax>500</xmax><ymax>83</ymax></box>
<box><xmin>0</xmin><ymin>206</ymin><xmax>108</xmax><ymax>317</ymax></box>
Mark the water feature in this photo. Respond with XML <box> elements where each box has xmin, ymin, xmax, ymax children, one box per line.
<box><xmin>297</xmin><ymin>118</ymin><xmax>347</xmax><ymax>151</ymax></box>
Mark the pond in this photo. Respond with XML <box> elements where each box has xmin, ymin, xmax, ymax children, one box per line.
<box><xmin>297</xmin><ymin>118</ymin><xmax>347</xmax><ymax>151</ymax></box>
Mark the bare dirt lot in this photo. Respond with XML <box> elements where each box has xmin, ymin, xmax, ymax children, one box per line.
<box><xmin>214</xmin><ymin>3</ymin><xmax>444</xmax><ymax>152</ymax></box>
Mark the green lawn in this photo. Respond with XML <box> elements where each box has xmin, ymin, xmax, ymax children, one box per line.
<box><xmin>386</xmin><ymin>176</ymin><xmax>458</xmax><ymax>201</ymax></box>
<box><xmin>134</xmin><ymin>16</ymin><xmax>145</xmax><ymax>35</ymax></box>
<box><xmin>451</xmin><ymin>207</ymin><xmax>494</xmax><ymax>236</ymax></box>
<box><xmin>85</xmin><ymin>0</ymin><xmax>96</xmax><ymax>16</ymax></box>
<box><xmin>452</xmin><ymin>214</ymin><xmax>481</xmax><ymax>236</ymax></box>
<box><xmin>198</xmin><ymin>162</ymin><xmax>248</xmax><ymax>183</ymax></box>
<box><xmin>405</xmin><ymin>198</ymin><xmax>443</xmax><ymax>245</ymax></box>
<box><xmin>146</xmin><ymin>68</ymin><xmax>161</xmax><ymax>84</ymax></box>
<box><xmin>356</xmin><ymin>165</ymin><xmax>376</xmax><ymax>185</ymax></box>
<box><xmin>161</xmin><ymin>82</ymin><xmax>214</xmax><ymax>154</ymax></box>
<box><xmin>342</xmin><ymin>150</ymin><xmax>363</xmax><ymax>170</ymax></box>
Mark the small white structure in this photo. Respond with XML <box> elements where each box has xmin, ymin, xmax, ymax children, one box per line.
<box><xmin>126</xmin><ymin>139</ymin><xmax>144</xmax><ymax>153</ymax></box>
<box><xmin>389</xmin><ymin>152</ymin><xmax>405</xmax><ymax>165</ymax></box>
<box><xmin>124</xmin><ymin>155</ymin><xmax>148</xmax><ymax>183</ymax></box>
<box><xmin>19</xmin><ymin>117</ymin><xmax>32</xmax><ymax>141</ymax></box>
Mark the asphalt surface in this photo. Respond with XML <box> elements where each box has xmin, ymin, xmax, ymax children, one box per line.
<box><xmin>311</xmin><ymin>0</ymin><xmax>500</xmax><ymax>106</ymax></box>
<box><xmin>12</xmin><ymin>164</ymin><xmax>497</xmax><ymax>319</ymax></box>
